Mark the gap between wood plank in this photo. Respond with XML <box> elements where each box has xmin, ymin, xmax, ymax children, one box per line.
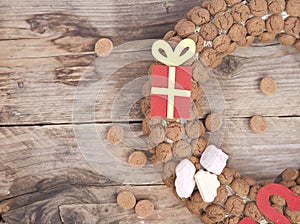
<box><xmin>0</xmin><ymin>115</ymin><xmax>299</xmax><ymax>128</ymax></box>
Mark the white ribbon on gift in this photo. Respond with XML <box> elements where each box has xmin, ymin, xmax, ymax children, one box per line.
<box><xmin>151</xmin><ymin>39</ymin><xmax>196</xmax><ymax>118</ymax></box>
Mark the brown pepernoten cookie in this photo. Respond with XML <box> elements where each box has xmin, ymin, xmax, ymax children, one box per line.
<box><xmin>192</xmin><ymin>60</ymin><xmax>211</xmax><ymax>84</ymax></box>
<box><xmin>152</xmin><ymin>142</ymin><xmax>172</xmax><ymax>163</ymax></box>
<box><xmin>260</xmin><ymin>77</ymin><xmax>277</xmax><ymax>95</ymax></box>
<box><xmin>95</xmin><ymin>38</ymin><xmax>113</xmax><ymax>57</ymax></box>
<box><xmin>278</xmin><ymin>34</ymin><xmax>296</xmax><ymax>46</ymax></box>
<box><xmin>191</xmin><ymin>82</ymin><xmax>203</xmax><ymax>100</ymax></box>
<box><xmin>205</xmin><ymin>113</ymin><xmax>223</xmax><ymax>132</ymax></box>
<box><xmin>199</xmin><ymin>23</ymin><xmax>218</xmax><ymax>41</ymax></box>
<box><xmin>225</xmin><ymin>195</ymin><xmax>245</xmax><ymax>215</ymax></box>
<box><xmin>246</xmin><ymin>17</ymin><xmax>265</xmax><ymax>36</ymax></box>
<box><xmin>128</xmin><ymin>151</ymin><xmax>147</xmax><ymax>167</ymax></box>
<box><xmin>191</xmin><ymin>137</ymin><xmax>208</xmax><ymax>157</ymax></box>
<box><xmin>281</xmin><ymin>168</ymin><xmax>299</xmax><ymax>181</ymax></box>
<box><xmin>229</xmin><ymin>24</ymin><xmax>247</xmax><ymax>42</ymax></box>
<box><xmin>174</xmin><ymin>19</ymin><xmax>196</xmax><ymax>38</ymax></box>
<box><xmin>204</xmin><ymin>204</ymin><xmax>226</xmax><ymax>222</ymax></box>
<box><xmin>204</xmin><ymin>0</ymin><xmax>227</xmax><ymax>16</ymax></box>
<box><xmin>214</xmin><ymin>12</ymin><xmax>234</xmax><ymax>30</ymax></box>
<box><xmin>213</xmin><ymin>185</ymin><xmax>229</xmax><ymax>205</ymax></box>
<box><xmin>213</xmin><ymin>34</ymin><xmax>231</xmax><ymax>53</ymax></box>
<box><xmin>284</xmin><ymin>17</ymin><xmax>300</xmax><ymax>36</ymax></box>
<box><xmin>230</xmin><ymin>178</ymin><xmax>250</xmax><ymax>197</ymax></box>
<box><xmin>267</xmin><ymin>0</ymin><xmax>286</xmax><ymax>14</ymax></box>
<box><xmin>148</xmin><ymin>125</ymin><xmax>165</xmax><ymax>147</ymax></box>
<box><xmin>249</xmin><ymin>0</ymin><xmax>267</xmax><ymax>16</ymax></box>
<box><xmin>135</xmin><ymin>200</ymin><xmax>155</xmax><ymax>217</ymax></box>
<box><xmin>173</xmin><ymin>140</ymin><xmax>192</xmax><ymax>159</ymax></box>
<box><xmin>285</xmin><ymin>0</ymin><xmax>300</xmax><ymax>17</ymax></box>
<box><xmin>218</xmin><ymin>167</ymin><xmax>241</xmax><ymax>185</ymax></box>
<box><xmin>244</xmin><ymin>202</ymin><xmax>263</xmax><ymax>221</ymax></box>
<box><xmin>249</xmin><ymin>115</ymin><xmax>267</xmax><ymax>133</ymax></box>
<box><xmin>200</xmin><ymin>48</ymin><xmax>223</xmax><ymax>68</ymax></box>
<box><xmin>117</xmin><ymin>191</ymin><xmax>136</xmax><ymax>210</ymax></box>
<box><xmin>266</xmin><ymin>15</ymin><xmax>284</xmax><ymax>34</ymax></box>
<box><xmin>187</xmin><ymin>34</ymin><xmax>205</xmax><ymax>53</ymax></box>
<box><xmin>188</xmin><ymin>7</ymin><xmax>210</xmax><ymax>26</ymax></box>
<box><xmin>185</xmin><ymin>120</ymin><xmax>206</xmax><ymax>140</ymax></box>
<box><xmin>107</xmin><ymin>126</ymin><xmax>124</xmax><ymax>144</ymax></box>
<box><xmin>165</xmin><ymin>122</ymin><xmax>184</xmax><ymax>141</ymax></box>
<box><xmin>231</xmin><ymin>3</ymin><xmax>250</xmax><ymax>23</ymax></box>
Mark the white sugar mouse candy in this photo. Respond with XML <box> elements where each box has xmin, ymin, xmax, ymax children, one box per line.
<box><xmin>175</xmin><ymin>177</ymin><xmax>195</xmax><ymax>198</ymax></box>
<box><xmin>174</xmin><ymin>159</ymin><xmax>196</xmax><ymax>198</ymax></box>
<box><xmin>200</xmin><ymin>145</ymin><xmax>228</xmax><ymax>175</ymax></box>
<box><xmin>194</xmin><ymin>169</ymin><xmax>220</xmax><ymax>202</ymax></box>
<box><xmin>175</xmin><ymin>159</ymin><xmax>196</xmax><ymax>178</ymax></box>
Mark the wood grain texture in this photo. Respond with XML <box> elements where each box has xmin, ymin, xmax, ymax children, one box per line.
<box><xmin>0</xmin><ymin>118</ymin><xmax>299</xmax><ymax>222</ymax></box>
<box><xmin>0</xmin><ymin>0</ymin><xmax>299</xmax><ymax>223</ymax></box>
<box><xmin>2</xmin><ymin>185</ymin><xmax>199</xmax><ymax>224</ymax></box>
<box><xmin>0</xmin><ymin>1</ymin><xmax>299</xmax><ymax>125</ymax></box>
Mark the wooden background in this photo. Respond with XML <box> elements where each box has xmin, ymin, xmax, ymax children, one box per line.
<box><xmin>0</xmin><ymin>0</ymin><xmax>299</xmax><ymax>223</ymax></box>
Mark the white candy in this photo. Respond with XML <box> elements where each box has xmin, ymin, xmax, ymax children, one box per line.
<box><xmin>194</xmin><ymin>169</ymin><xmax>220</xmax><ymax>202</ymax></box>
<box><xmin>175</xmin><ymin>159</ymin><xmax>196</xmax><ymax>198</ymax></box>
<box><xmin>176</xmin><ymin>159</ymin><xmax>196</xmax><ymax>177</ymax></box>
<box><xmin>175</xmin><ymin>177</ymin><xmax>195</xmax><ymax>198</ymax></box>
<box><xmin>200</xmin><ymin>145</ymin><xmax>228</xmax><ymax>175</ymax></box>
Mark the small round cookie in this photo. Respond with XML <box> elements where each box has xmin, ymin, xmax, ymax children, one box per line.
<box><xmin>191</xmin><ymin>137</ymin><xmax>208</xmax><ymax>157</ymax></box>
<box><xmin>267</xmin><ymin>0</ymin><xmax>285</xmax><ymax>14</ymax></box>
<box><xmin>260</xmin><ymin>77</ymin><xmax>277</xmax><ymax>96</ymax></box>
<box><xmin>95</xmin><ymin>38</ymin><xmax>113</xmax><ymax>57</ymax></box>
<box><xmin>205</xmin><ymin>204</ymin><xmax>226</xmax><ymax>222</ymax></box>
<box><xmin>213</xmin><ymin>185</ymin><xmax>228</xmax><ymax>205</ymax></box>
<box><xmin>282</xmin><ymin>168</ymin><xmax>299</xmax><ymax>181</ymax></box>
<box><xmin>231</xmin><ymin>3</ymin><xmax>250</xmax><ymax>23</ymax></box>
<box><xmin>173</xmin><ymin>140</ymin><xmax>192</xmax><ymax>159</ymax></box>
<box><xmin>192</xmin><ymin>60</ymin><xmax>211</xmax><ymax>84</ymax></box>
<box><xmin>266</xmin><ymin>15</ymin><xmax>284</xmax><ymax>34</ymax></box>
<box><xmin>230</xmin><ymin>178</ymin><xmax>250</xmax><ymax>197</ymax></box>
<box><xmin>248</xmin><ymin>185</ymin><xmax>261</xmax><ymax>200</ymax></box>
<box><xmin>174</xmin><ymin>19</ymin><xmax>196</xmax><ymax>38</ymax></box>
<box><xmin>117</xmin><ymin>191</ymin><xmax>136</xmax><ymax>210</ymax></box>
<box><xmin>278</xmin><ymin>34</ymin><xmax>296</xmax><ymax>46</ymax></box>
<box><xmin>205</xmin><ymin>113</ymin><xmax>222</xmax><ymax>132</ymax></box>
<box><xmin>187</xmin><ymin>7</ymin><xmax>210</xmax><ymax>26</ymax></box>
<box><xmin>135</xmin><ymin>200</ymin><xmax>155</xmax><ymax>217</ymax></box>
<box><xmin>128</xmin><ymin>151</ymin><xmax>147</xmax><ymax>167</ymax></box>
<box><xmin>153</xmin><ymin>143</ymin><xmax>172</xmax><ymax>163</ymax></box>
<box><xmin>191</xmin><ymin>82</ymin><xmax>203</xmax><ymax>100</ymax></box>
<box><xmin>225</xmin><ymin>195</ymin><xmax>245</xmax><ymax>215</ymax></box>
<box><xmin>248</xmin><ymin>0</ymin><xmax>267</xmax><ymax>16</ymax></box>
<box><xmin>249</xmin><ymin>115</ymin><xmax>267</xmax><ymax>133</ymax></box>
<box><xmin>165</xmin><ymin>122</ymin><xmax>184</xmax><ymax>141</ymax></box>
<box><xmin>244</xmin><ymin>202</ymin><xmax>263</xmax><ymax>222</ymax></box>
<box><xmin>200</xmin><ymin>47</ymin><xmax>223</xmax><ymax>68</ymax></box>
<box><xmin>107</xmin><ymin>126</ymin><xmax>125</xmax><ymax>144</ymax></box>
<box><xmin>185</xmin><ymin>120</ymin><xmax>205</xmax><ymax>139</ymax></box>
<box><xmin>218</xmin><ymin>167</ymin><xmax>240</xmax><ymax>185</ymax></box>
<box><xmin>213</xmin><ymin>12</ymin><xmax>233</xmax><ymax>30</ymax></box>
<box><xmin>199</xmin><ymin>23</ymin><xmax>218</xmax><ymax>41</ymax></box>
<box><xmin>148</xmin><ymin>125</ymin><xmax>165</xmax><ymax>147</ymax></box>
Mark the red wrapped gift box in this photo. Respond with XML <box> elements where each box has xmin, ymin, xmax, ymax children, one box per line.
<box><xmin>151</xmin><ymin>65</ymin><xmax>192</xmax><ymax>119</ymax></box>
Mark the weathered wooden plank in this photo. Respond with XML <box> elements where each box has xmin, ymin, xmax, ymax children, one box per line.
<box><xmin>0</xmin><ymin>118</ymin><xmax>299</xmax><ymax>223</ymax></box>
<box><xmin>0</xmin><ymin>117</ymin><xmax>299</xmax><ymax>201</ymax></box>
<box><xmin>2</xmin><ymin>185</ymin><xmax>199</xmax><ymax>224</ymax></box>
<box><xmin>0</xmin><ymin>1</ymin><xmax>299</xmax><ymax>125</ymax></box>
<box><xmin>0</xmin><ymin>45</ymin><xmax>299</xmax><ymax>125</ymax></box>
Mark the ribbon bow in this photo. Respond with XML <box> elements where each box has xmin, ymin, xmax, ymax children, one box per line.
<box><xmin>152</xmin><ymin>39</ymin><xmax>196</xmax><ymax>66</ymax></box>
